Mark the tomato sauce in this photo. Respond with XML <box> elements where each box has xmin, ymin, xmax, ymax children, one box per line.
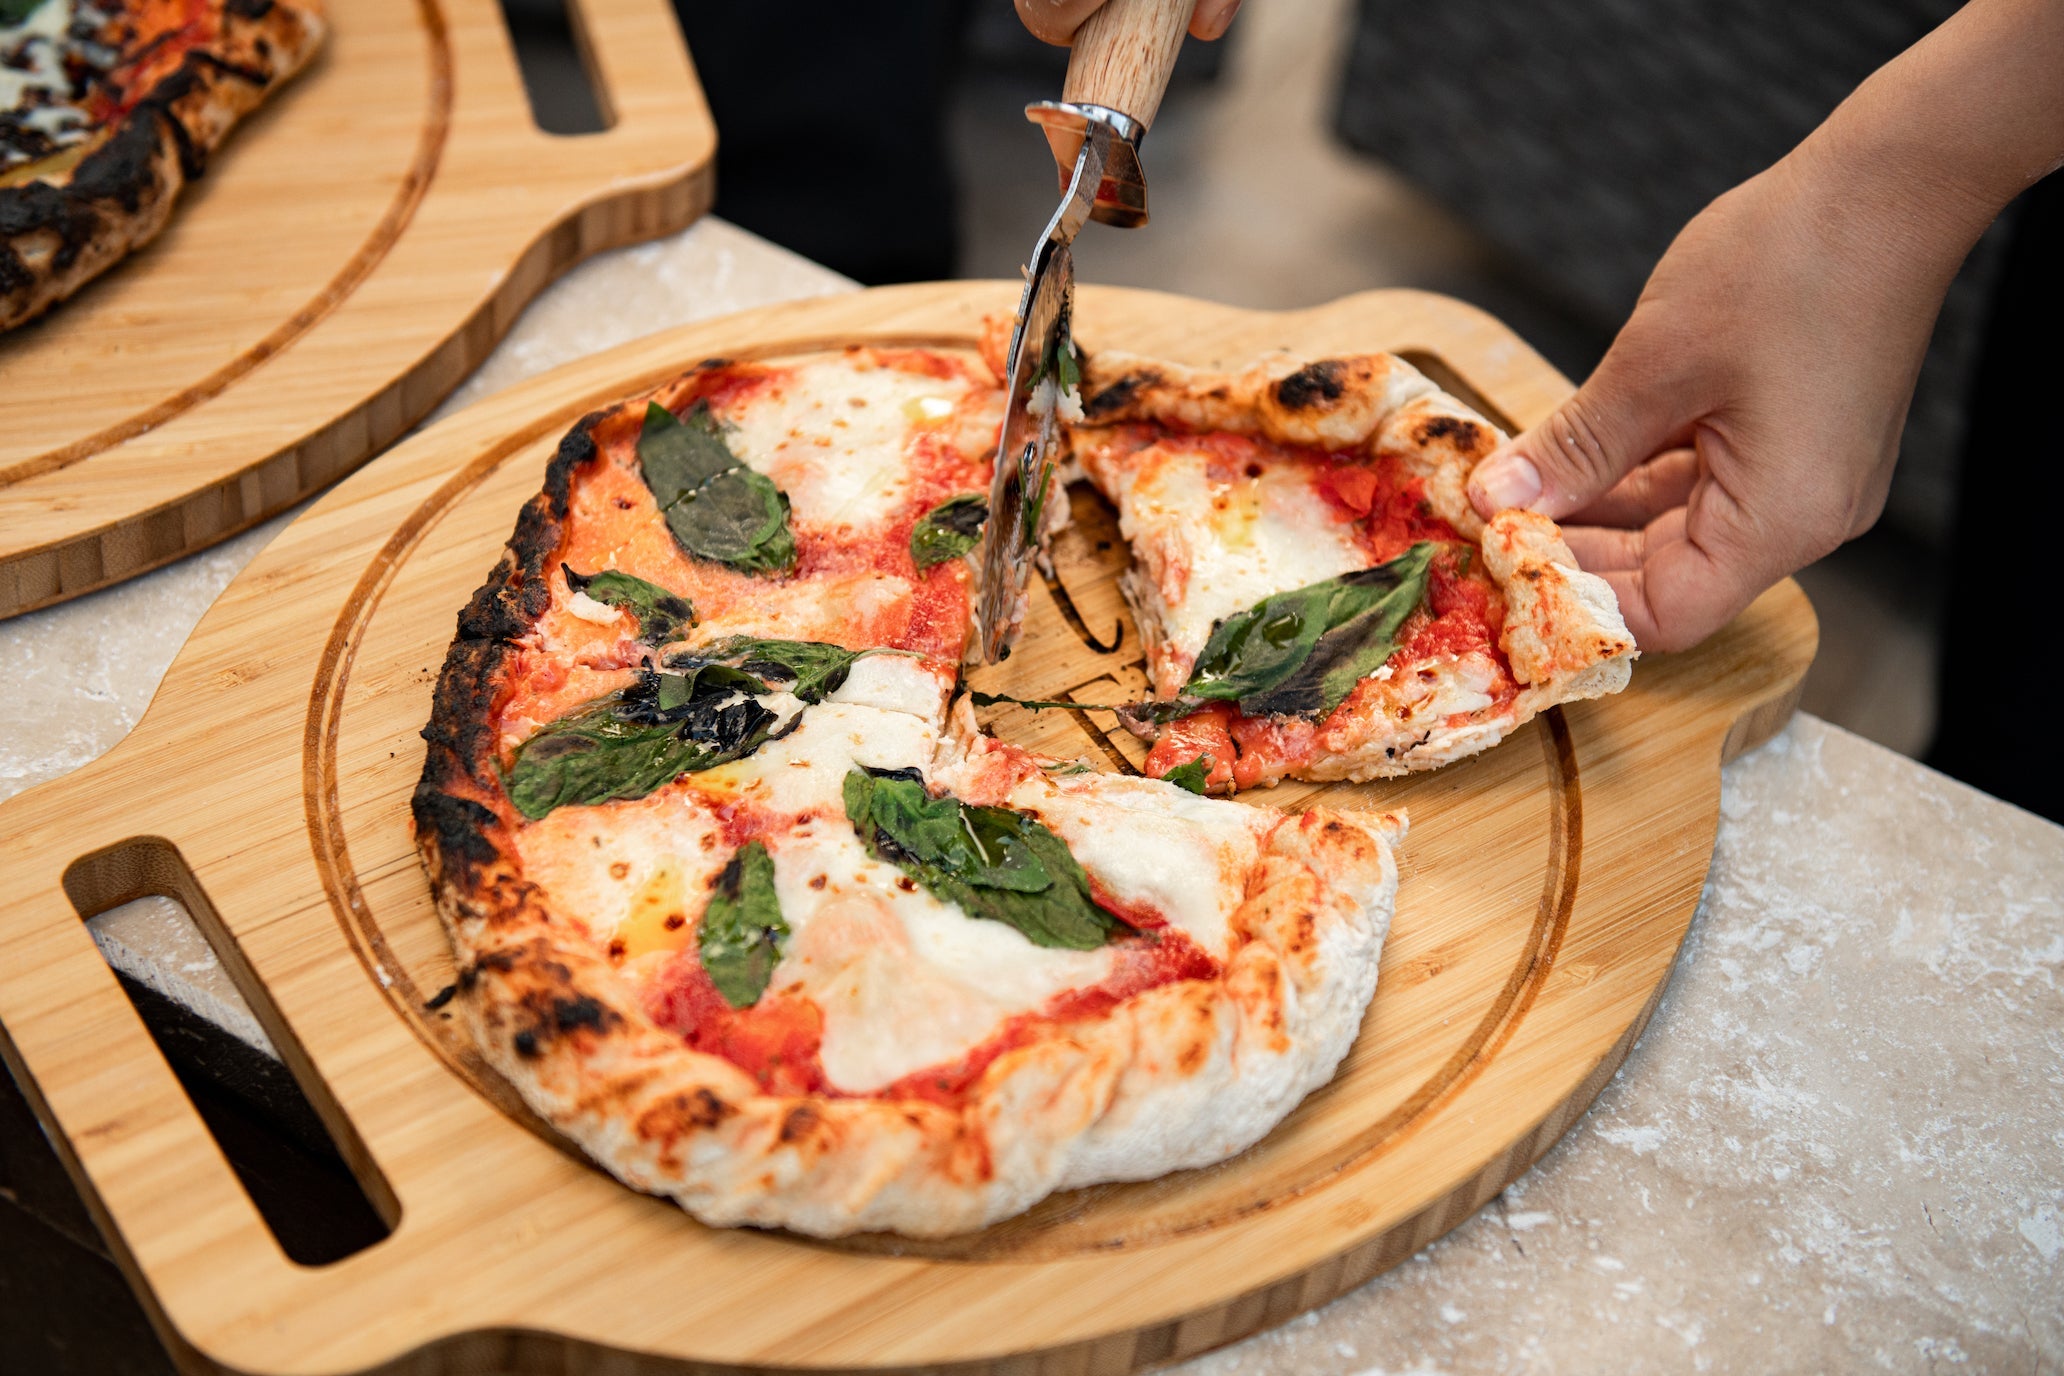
<box><xmin>1140</xmin><ymin>446</ymin><xmax>1523</xmax><ymax>785</ymax></box>
<box><xmin>645</xmin><ymin>921</ymin><xmax>1221</xmax><ymax>1108</ymax></box>
<box><xmin>874</xmin><ymin>925</ymin><xmax>1220</xmax><ymax>1106</ymax></box>
<box><xmin>89</xmin><ymin>1</ymin><xmax>216</xmax><ymax>122</ymax></box>
<box><xmin>648</xmin><ymin>960</ymin><xmax>829</xmax><ymax>1097</ymax></box>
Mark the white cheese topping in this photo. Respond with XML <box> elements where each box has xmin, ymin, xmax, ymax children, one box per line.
<box><xmin>720</xmin><ymin>358</ymin><xmax>971</xmax><ymax>536</ymax></box>
<box><xmin>564</xmin><ymin>590</ymin><xmax>623</xmax><ymax>624</ymax></box>
<box><xmin>1131</xmin><ymin>443</ymin><xmax>1368</xmax><ymax>665</ymax></box>
<box><xmin>1024</xmin><ymin>774</ymin><xmax>1264</xmax><ymax>962</ymax></box>
<box><xmin>2</xmin><ymin>2</ymin><xmax>100</xmax><ymax>174</ymax></box>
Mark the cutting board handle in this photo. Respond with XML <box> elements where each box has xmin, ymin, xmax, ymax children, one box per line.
<box><xmin>1062</xmin><ymin>0</ymin><xmax>1196</xmax><ymax>131</ymax></box>
<box><xmin>0</xmin><ymin>833</ymin><xmax>331</xmax><ymax>1316</ymax></box>
<box><xmin>559</xmin><ymin>0</ymin><xmax>711</xmax><ymax>147</ymax></box>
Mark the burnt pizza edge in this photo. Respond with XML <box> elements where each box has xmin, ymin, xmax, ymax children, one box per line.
<box><xmin>0</xmin><ymin>0</ymin><xmax>327</xmax><ymax>332</ymax></box>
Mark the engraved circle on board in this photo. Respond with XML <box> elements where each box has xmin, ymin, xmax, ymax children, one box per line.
<box><xmin>0</xmin><ymin>0</ymin><xmax>455</xmax><ymax>484</ymax></box>
<box><xmin>306</xmin><ymin>333</ymin><xmax>1579</xmax><ymax>1261</ymax></box>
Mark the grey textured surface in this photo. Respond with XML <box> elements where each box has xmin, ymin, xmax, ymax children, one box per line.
<box><xmin>1185</xmin><ymin>718</ymin><xmax>2062</xmax><ymax>1374</ymax></box>
<box><xmin>1333</xmin><ymin>0</ymin><xmax>2004</xmax><ymax>544</ymax></box>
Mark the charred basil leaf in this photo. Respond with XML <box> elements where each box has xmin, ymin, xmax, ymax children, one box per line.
<box><xmin>505</xmin><ymin>665</ymin><xmax>782</xmax><ymax>819</ymax></box>
<box><xmin>1162</xmin><ymin>757</ymin><xmax>1213</xmax><ymax>794</ymax></box>
<box><xmin>668</xmin><ymin>636</ymin><xmax>872</xmax><ymax>704</ymax></box>
<box><xmin>637</xmin><ymin>401</ymin><xmax>796</xmax><ymax>575</ymax></box>
<box><xmin>562</xmin><ymin>565</ymin><xmax>696</xmax><ymax>645</ymax></box>
<box><xmin>698</xmin><ymin>841</ymin><xmax>789</xmax><ymax>1008</ymax></box>
<box><xmin>842</xmin><ymin>769</ymin><xmax>1131</xmax><ymax>951</ymax></box>
<box><xmin>1185</xmin><ymin>542</ymin><xmax>1437</xmax><ymax>721</ymax></box>
<box><xmin>909</xmin><ymin>494</ymin><xmax>988</xmax><ymax>571</ymax></box>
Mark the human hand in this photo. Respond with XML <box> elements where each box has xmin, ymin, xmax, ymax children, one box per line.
<box><xmin>1463</xmin><ymin>0</ymin><xmax>2063</xmax><ymax>654</ymax></box>
<box><xmin>1015</xmin><ymin>0</ymin><xmax>1242</xmax><ymax>47</ymax></box>
<box><xmin>1465</xmin><ymin>150</ymin><xmax>1961</xmax><ymax>653</ymax></box>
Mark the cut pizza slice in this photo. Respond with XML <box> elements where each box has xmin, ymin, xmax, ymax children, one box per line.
<box><xmin>1</xmin><ymin>0</ymin><xmax>327</xmax><ymax>331</ymax></box>
<box><xmin>1066</xmin><ymin>348</ymin><xmax>1637</xmax><ymax>791</ymax></box>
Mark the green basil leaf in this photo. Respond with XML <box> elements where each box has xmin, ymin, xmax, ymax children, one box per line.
<box><xmin>562</xmin><ymin>566</ymin><xmax>697</xmax><ymax>645</ymax></box>
<box><xmin>1</xmin><ymin>0</ymin><xmax>51</xmax><ymax>26</ymax></box>
<box><xmin>1055</xmin><ymin>337</ymin><xmax>1082</xmax><ymax>395</ymax></box>
<box><xmin>842</xmin><ymin>769</ymin><xmax>1130</xmax><ymax>950</ymax></box>
<box><xmin>909</xmin><ymin>494</ymin><xmax>988</xmax><ymax>571</ymax></box>
<box><xmin>698</xmin><ymin>841</ymin><xmax>789</xmax><ymax>1008</ymax></box>
<box><xmin>673</xmin><ymin>636</ymin><xmax>868</xmax><ymax>704</ymax></box>
<box><xmin>1185</xmin><ymin>542</ymin><xmax>1437</xmax><ymax>721</ymax></box>
<box><xmin>638</xmin><ymin>401</ymin><xmax>796</xmax><ymax>574</ymax></box>
<box><xmin>506</xmin><ymin>667</ymin><xmax>781</xmax><ymax>820</ymax></box>
<box><xmin>1163</xmin><ymin>757</ymin><xmax>1212</xmax><ymax>794</ymax></box>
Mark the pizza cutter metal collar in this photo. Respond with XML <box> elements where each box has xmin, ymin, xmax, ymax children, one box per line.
<box><xmin>977</xmin><ymin>0</ymin><xmax>1194</xmax><ymax>665</ymax></box>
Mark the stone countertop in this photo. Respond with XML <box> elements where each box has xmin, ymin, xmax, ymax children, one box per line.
<box><xmin>3</xmin><ymin>222</ymin><xmax>2059</xmax><ymax>1373</ymax></box>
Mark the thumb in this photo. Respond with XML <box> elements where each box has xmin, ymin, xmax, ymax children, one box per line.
<box><xmin>1467</xmin><ymin>351</ymin><xmax>1691</xmax><ymax>522</ymax></box>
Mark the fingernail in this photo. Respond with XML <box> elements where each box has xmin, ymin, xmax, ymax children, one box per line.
<box><xmin>1471</xmin><ymin>453</ymin><xmax>1542</xmax><ymax>513</ymax></box>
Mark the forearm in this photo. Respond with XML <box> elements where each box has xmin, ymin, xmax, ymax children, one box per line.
<box><xmin>1791</xmin><ymin>0</ymin><xmax>2064</xmax><ymax>274</ymax></box>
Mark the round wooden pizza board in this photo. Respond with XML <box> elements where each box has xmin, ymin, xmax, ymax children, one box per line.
<box><xmin>0</xmin><ymin>0</ymin><xmax>715</xmax><ymax>620</ymax></box>
<box><xmin>0</xmin><ymin>283</ymin><xmax>1817</xmax><ymax>1376</ymax></box>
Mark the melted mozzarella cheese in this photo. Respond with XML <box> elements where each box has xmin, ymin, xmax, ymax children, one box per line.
<box><xmin>687</xmin><ymin>570</ymin><xmax>917</xmax><ymax>648</ymax></box>
<box><xmin>1</xmin><ymin>2</ymin><xmax>90</xmax><ymax>171</ymax></box>
<box><xmin>1023</xmin><ymin>775</ymin><xmax>1265</xmax><ymax>961</ymax></box>
<box><xmin>513</xmin><ymin>791</ymin><xmax>727</xmax><ymax>946</ymax></box>
<box><xmin>765</xmin><ymin>826</ymin><xmax>1112</xmax><ymax>1093</ymax></box>
<box><xmin>1131</xmin><ymin>445</ymin><xmax>1367</xmax><ymax>665</ymax></box>
<box><xmin>822</xmin><ymin>650</ymin><xmax>954</xmax><ymax>718</ymax></box>
<box><xmin>722</xmin><ymin>359</ymin><xmax>969</xmax><ymax>536</ymax></box>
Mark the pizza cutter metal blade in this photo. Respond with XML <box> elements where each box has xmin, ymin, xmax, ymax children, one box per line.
<box><xmin>977</xmin><ymin>0</ymin><xmax>1194</xmax><ymax>664</ymax></box>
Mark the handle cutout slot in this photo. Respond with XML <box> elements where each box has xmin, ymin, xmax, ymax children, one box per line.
<box><xmin>62</xmin><ymin>840</ymin><xmax>397</xmax><ymax>1266</ymax></box>
<box><xmin>498</xmin><ymin>0</ymin><xmax>612</xmax><ymax>135</ymax></box>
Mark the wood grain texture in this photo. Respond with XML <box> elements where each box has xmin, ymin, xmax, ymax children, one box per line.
<box><xmin>0</xmin><ymin>283</ymin><xmax>1817</xmax><ymax>1376</ymax></box>
<box><xmin>1061</xmin><ymin>0</ymin><xmax>1194</xmax><ymax>129</ymax></box>
<box><xmin>0</xmin><ymin>0</ymin><xmax>715</xmax><ymax>620</ymax></box>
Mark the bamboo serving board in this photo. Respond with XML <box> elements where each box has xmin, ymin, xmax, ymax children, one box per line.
<box><xmin>0</xmin><ymin>0</ymin><xmax>715</xmax><ymax>619</ymax></box>
<box><xmin>0</xmin><ymin>283</ymin><xmax>1816</xmax><ymax>1376</ymax></box>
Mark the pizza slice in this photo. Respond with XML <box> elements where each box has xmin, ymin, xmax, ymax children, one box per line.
<box><xmin>1065</xmin><ymin>348</ymin><xmax>1636</xmax><ymax>792</ymax></box>
<box><xmin>413</xmin><ymin>346</ymin><xmax>1405</xmax><ymax>1237</ymax></box>
<box><xmin>1</xmin><ymin>0</ymin><xmax>326</xmax><ymax>332</ymax></box>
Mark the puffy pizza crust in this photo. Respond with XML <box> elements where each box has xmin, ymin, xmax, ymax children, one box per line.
<box><xmin>1072</xmin><ymin>347</ymin><xmax>1635</xmax><ymax>786</ymax></box>
<box><xmin>413</xmin><ymin>355</ymin><xmax>1405</xmax><ymax>1238</ymax></box>
<box><xmin>0</xmin><ymin>0</ymin><xmax>326</xmax><ymax>332</ymax></box>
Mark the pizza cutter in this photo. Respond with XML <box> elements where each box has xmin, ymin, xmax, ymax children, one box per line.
<box><xmin>977</xmin><ymin>0</ymin><xmax>1196</xmax><ymax>663</ymax></box>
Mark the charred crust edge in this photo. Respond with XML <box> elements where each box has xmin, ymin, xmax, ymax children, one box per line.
<box><xmin>1081</xmin><ymin>368</ymin><xmax>1160</xmax><ymax>421</ymax></box>
<box><xmin>1273</xmin><ymin>360</ymin><xmax>1348</xmax><ymax>410</ymax></box>
<box><xmin>411</xmin><ymin>409</ymin><xmax>612</xmax><ymax>905</ymax></box>
<box><xmin>1</xmin><ymin>2</ymin><xmax>322</xmax><ymax>330</ymax></box>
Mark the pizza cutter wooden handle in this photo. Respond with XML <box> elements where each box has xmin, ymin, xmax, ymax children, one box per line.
<box><xmin>1061</xmin><ymin>0</ymin><xmax>1196</xmax><ymax>131</ymax></box>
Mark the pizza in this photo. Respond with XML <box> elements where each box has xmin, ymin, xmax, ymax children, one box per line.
<box><xmin>1063</xmin><ymin>347</ymin><xmax>1636</xmax><ymax>791</ymax></box>
<box><xmin>0</xmin><ymin>0</ymin><xmax>325</xmax><ymax>332</ymax></box>
<box><xmin>413</xmin><ymin>346</ymin><xmax>1405</xmax><ymax>1237</ymax></box>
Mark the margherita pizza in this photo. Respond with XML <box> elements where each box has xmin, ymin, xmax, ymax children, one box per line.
<box><xmin>10</xmin><ymin>0</ymin><xmax>1649</xmax><ymax>1252</ymax></box>
<box><xmin>1064</xmin><ymin>348</ymin><xmax>1636</xmax><ymax>791</ymax></box>
<box><xmin>413</xmin><ymin>347</ymin><xmax>1404</xmax><ymax>1237</ymax></box>
<box><xmin>0</xmin><ymin>0</ymin><xmax>325</xmax><ymax>332</ymax></box>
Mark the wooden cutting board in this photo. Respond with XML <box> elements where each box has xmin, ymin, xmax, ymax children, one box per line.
<box><xmin>0</xmin><ymin>283</ymin><xmax>1816</xmax><ymax>1376</ymax></box>
<box><xmin>0</xmin><ymin>0</ymin><xmax>714</xmax><ymax>620</ymax></box>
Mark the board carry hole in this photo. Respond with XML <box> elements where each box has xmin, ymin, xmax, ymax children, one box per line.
<box><xmin>498</xmin><ymin>0</ymin><xmax>612</xmax><ymax>135</ymax></box>
<box><xmin>60</xmin><ymin>840</ymin><xmax>396</xmax><ymax>1266</ymax></box>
